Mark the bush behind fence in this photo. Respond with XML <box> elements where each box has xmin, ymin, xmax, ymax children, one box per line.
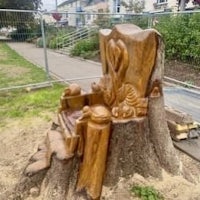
<box><xmin>154</xmin><ymin>12</ymin><xmax>200</xmax><ymax>66</ymax></box>
<box><xmin>0</xmin><ymin>10</ymin><xmax>42</xmax><ymax>41</ymax></box>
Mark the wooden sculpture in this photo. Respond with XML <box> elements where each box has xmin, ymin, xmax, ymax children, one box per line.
<box><xmin>94</xmin><ymin>24</ymin><xmax>158</xmax><ymax>119</ymax></box>
<box><xmin>9</xmin><ymin>24</ymin><xmax>180</xmax><ymax>200</ymax></box>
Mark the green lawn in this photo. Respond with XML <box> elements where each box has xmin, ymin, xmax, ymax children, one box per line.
<box><xmin>0</xmin><ymin>43</ymin><xmax>47</xmax><ymax>88</ymax></box>
<box><xmin>0</xmin><ymin>43</ymin><xmax>66</xmax><ymax>123</ymax></box>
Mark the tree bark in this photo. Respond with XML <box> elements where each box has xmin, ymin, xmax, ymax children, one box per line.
<box><xmin>104</xmin><ymin>117</ymin><xmax>162</xmax><ymax>186</ymax></box>
<box><xmin>148</xmin><ymin>96</ymin><xmax>180</xmax><ymax>175</ymax></box>
<box><xmin>39</xmin><ymin>156</ymin><xmax>80</xmax><ymax>200</ymax></box>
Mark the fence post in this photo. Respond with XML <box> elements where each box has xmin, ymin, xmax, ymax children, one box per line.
<box><xmin>148</xmin><ymin>13</ymin><xmax>152</xmax><ymax>28</ymax></box>
<box><xmin>40</xmin><ymin>11</ymin><xmax>50</xmax><ymax>80</ymax></box>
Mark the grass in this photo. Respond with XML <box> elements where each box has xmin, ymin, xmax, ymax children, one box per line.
<box><xmin>0</xmin><ymin>84</ymin><xmax>65</xmax><ymax>120</ymax></box>
<box><xmin>0</xmin><ymin>42</ymin><xmax>66</xmax><ymax>124</ymax></box>
<box><xmin>0</xmin><ymin>43</ymin><xmax>47</xmax><ymax>88</ymax></box>
<box><xmin>131</xmin><ymin>185</ymin><xmax>164</xmax><ymax>200</ymax></box>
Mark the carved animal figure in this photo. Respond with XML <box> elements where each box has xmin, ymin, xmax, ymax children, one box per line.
<box><xmin>63</xmin><ymin>83</ymin><xmax>81</xmax><ymax>97</ymax></box>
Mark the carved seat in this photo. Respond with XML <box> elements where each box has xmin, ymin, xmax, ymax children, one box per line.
<box><xmin>25</xmin><ymin>24</ymin><xmax>165</xmax><ymax>200</ymax></box>
<box><xmin>54</xmin><ymin>24</ymin><xmax>162</xmax><ymax>199</ymax></box>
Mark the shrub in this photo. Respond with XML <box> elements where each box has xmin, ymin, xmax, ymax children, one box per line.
<box><xmin>131</xmin><ymin>185</ymin><xmax>164</xmax><ymax>200</ymax></box>
<box><xmin>70</xmin><ymin>35</ymin><xmax>99</xmax><ymax>57</ymax></box>
<box><xmin>80</xmin><ymin>50</ymin><xmax>99</xmax><ymax>59</ymax></box>
<box><xmin>124</xmin><ymin>15</ymin><xmax>149</xmax><ymax>29</ymax></box>
<box><xmin>44</xmin><ymin>26</ymin><xmax>76</xmax><ymax>49</ymax></box>
<box><xmin>9</xmin><ymin>27</ymin><xmax>33</xmax><ymax>41</ymax></box>
<box><xmin>49</xmin><ymin>39</ymin><xmax>57</xmax><ymax>49</ymax></box>
<box><xmin>155</xmin><ymin>13</ymin><xmax>200</xmax><ymax>64</ymax></box>
<box><xmin>36</xmin><ymin>37</ymin><xmax>43</xmax><ymax>48</ymax></box>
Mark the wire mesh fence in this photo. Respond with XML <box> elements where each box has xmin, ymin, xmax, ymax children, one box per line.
<box><xmin>0</xmin><ymin>9</ymin><xmax>50</xmax><ymax>91</ymax></box>
<box><xmin>41</xmin><ymin>11</ymin><xmax>151</xmax><ymax>55</ymax></box>
<box><xmin>0</xmin><ymin>10</ymin><xmax>41</xmax><ymax>42</ymax></box>
<box><xmin>0</xmin><ymin>9</ymin><xmax>200</xmax><ymax>91</ymax></box>
<box><xmin>44</xmin><ymin>10</ymin><xmax>200</xmax><ymax>65</ymax></box>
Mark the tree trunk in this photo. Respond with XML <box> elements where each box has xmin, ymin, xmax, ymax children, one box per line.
<box><xmin>3</xmin><ymin>24</ymin><xmax>181</xmax><ymax>200</ymax></box>
<box><xmin>104</xmin><ymin>117</ymin><xmax>162</xmax><ymax>186</ymax></box>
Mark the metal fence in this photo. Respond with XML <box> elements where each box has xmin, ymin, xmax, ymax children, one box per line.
<box><xmin>0</xmin><ymin>9</ymin><xmax>200</xmax><ymax>90</ymax></box>
<box><xmin>0</xmin><ymin>9</ymin><xmax>49</xmax><ymax>91</ymax></box>
<box><xmin>33</xmin><ymin>10</ymin><xmax>200</xmax><ymax>68</ymax></box>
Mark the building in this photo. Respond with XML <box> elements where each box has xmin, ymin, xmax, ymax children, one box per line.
<box><xmin>57</xmin><ymin>0</ymin><xmax>83</xmax><ymax>26</ymax></box>
<box><xmin>42</xmin><ymin>13</ymin><xmax>57</xmax><ymax>25</ymax></box>
<box><xmin>144</xmin><ymin>0</ymin><xmax>194</xmax><ymax>13</ymax></box>
<box><xmin>57</xmin><ymin>0</ymin><xmax>108</xmax><ymax>27</ymax></box>
<box><xmin>84</xmin><ymin>1</ymin><xmax>108</xmax><ymax>26</ymax></box>
<box><xmin>109</xmin><ymin>0</ymin><xmax>195</xmax><ymax>14</ymax></box>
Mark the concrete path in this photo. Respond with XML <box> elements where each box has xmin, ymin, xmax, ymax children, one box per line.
<box><xmin>7</xmin><ymin>42</ymin><xmax>200</xmax><ymax>122</ymax></box>
<box><xmin>164</xmin><ymin>87</ymin><xmax>200</xmax><ymax>122</ymax></box>
<box><xmin>8</xmin><ymin>42</ymin><xmax>102</xmax><ymax>92</ymax></box>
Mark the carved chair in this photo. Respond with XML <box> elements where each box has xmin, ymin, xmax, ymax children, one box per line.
<box><xmin>57</xmin><ymin>24</ymin><xmax>161</xmax><ymax>199</ymax></box>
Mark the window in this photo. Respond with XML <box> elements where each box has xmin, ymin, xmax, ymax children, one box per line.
<box><xmin>113</xmin><ymin>0</ymin><xmax>120</xmax><ymax>13</ymax></box>
<box><xmin>157</xmin><ymin>0</ymin><xmax>167</xmax><ymax>4</ymax></box>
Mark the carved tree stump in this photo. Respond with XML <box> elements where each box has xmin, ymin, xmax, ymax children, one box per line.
<box><xmin>4</xmin><ymin>24</ymin><xmax>181</xmax><ymax>200</ymax></box>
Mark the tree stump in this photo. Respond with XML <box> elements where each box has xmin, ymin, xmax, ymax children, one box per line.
<box><xmin>5</xmin><ymin>24</ymin><xmax>181</xmax><ymax>200</ymax></box>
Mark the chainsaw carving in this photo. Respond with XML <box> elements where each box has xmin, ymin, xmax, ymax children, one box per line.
<box><xmin>18</xmin><ymin>24</ymin><xmax>180</xmax><ymax>200</ymax></box>
<box><xmin>57</xmin><ymin>24</ymin><xmax>160</xmax><ymax>198</ymax></box>
<box><xmin>93</xmin><ymin>24</ymin><xmax>159</xmax><ymax>119</ymax></box>
<box><xmin>76</xmin><ymin>105</ymin><xmax>111</xmax><ymax>199</ymax></box>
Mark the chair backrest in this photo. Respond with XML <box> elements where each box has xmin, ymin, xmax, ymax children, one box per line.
<box><xmin>98</xmin><ymin>24</ymin><xmax>161</xmax><ymax>119</ymax></box>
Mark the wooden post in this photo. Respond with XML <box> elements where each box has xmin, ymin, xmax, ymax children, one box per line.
<box><xmin>76</xmin><ymin>105</ymin><xmax>111</xmax><ymax>200</ymax></box>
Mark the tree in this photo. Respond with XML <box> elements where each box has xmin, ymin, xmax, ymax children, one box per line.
<box><xmin>0</xmin><ymin>0</ymin><xmax>42</xmax><ymax>10</ymax></box>
<box><xmin>121</xmin><ymin>0</ymin><xmax>145</xmax><ymax>13</ymax></box>
<box><xmin>0</xmin><ymin>0</ymin><xmax>42</xmax><ymax>40</ymax></box>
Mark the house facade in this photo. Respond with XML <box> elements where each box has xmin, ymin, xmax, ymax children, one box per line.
<box><xmin>57</xmin><ymin>0</ymin><xmax>108</xmax><ymax>27</ymax></box>
<box><xmin>110</xmin><ymin>0</ymin><xmax>195</xmax><ymax>14</ymax></box>
<box><xmin>56</xmin><ymin>0</ymin><xmax>196</xmax><ymax>27</ymax></box>
<box><xmin>84</xmin><ymin>2</ymin><xmax>108</xmax><ymax>25</ymax></box>
<box><xmin>145</xmin><ymin>0</ymin><xmax>194</xmax><ymax>13</ymax></box>
<box><xmin>144</xmin><ymin>0</ymin><xmax>177</xmax><ymax>13</ymax></box>
<box><xmin>57</xmin><ymin>0</ymin><xmax>83</xmax><ymax>26</ymax></box>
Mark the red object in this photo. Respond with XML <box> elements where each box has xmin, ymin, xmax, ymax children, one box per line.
<box><xmin>52</xmin><ymin>13</ymin><xmax>62</xmax><ymax>21</ymax></box>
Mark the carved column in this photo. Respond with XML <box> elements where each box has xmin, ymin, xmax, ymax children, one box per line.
<box><xmin>76</xmin><ymin>105</ymin><xmax>111</xmax><ymax>200</ymax></box>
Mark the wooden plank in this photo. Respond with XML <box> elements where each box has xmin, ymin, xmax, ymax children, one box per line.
<box><xmin>165</xmin><ymin>106</ymin><xmax>193</xmax><ymax>125</ymax></box>
<box><xmin>174</xmin><ymin>138</ymin><xmax>200</xmax><ymax>162</ymax></box>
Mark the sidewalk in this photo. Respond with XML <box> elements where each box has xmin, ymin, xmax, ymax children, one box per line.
<box><xmin>8</xmin><ymin>42</ymin><xmax>102</xmax><ymax>92</ymax></box>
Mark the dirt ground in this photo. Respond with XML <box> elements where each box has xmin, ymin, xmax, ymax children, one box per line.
<box><xmin>0</xmin><ymin>113</ymin><xmax>200</xmax><ymax>200</ymax></box>
<box><xmin>0</xmin><ymin>59</ymin><xmax>200</xmax><ymax>200</ymax></box>
<box><xmin>164</xmin><ymin>60</ymin><xmax>200</xmax><ymax>87</ymax></box>
<box><xmin>0</xmin><ymin>116</ymin><xmax>53</xmax><ymax>197</ymax></box>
